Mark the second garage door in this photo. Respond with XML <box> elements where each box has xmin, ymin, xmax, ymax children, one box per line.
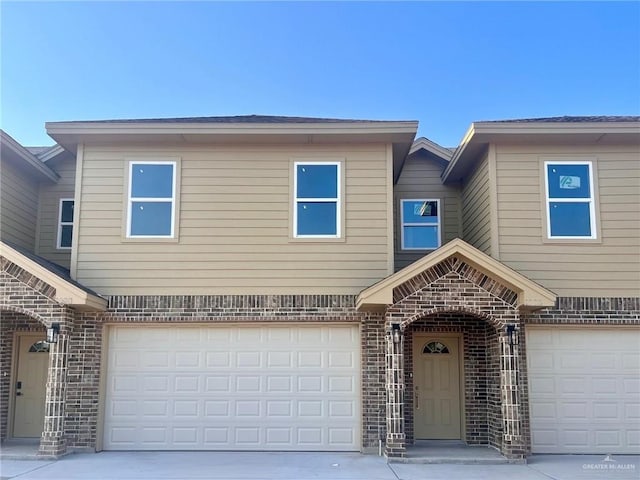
<box><xmin>103</xmin><ymin>324</ymin><xmax>361</xmax><ymax>451</ymax></box>
<box><xmin>527</xmin><ymin>327</ymin><xmax>640</xmax><ymax>454</ymax></box>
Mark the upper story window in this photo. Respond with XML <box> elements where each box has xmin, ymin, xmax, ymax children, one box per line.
<box><xmin>401</xmin><ymin>199</ymin><xmax>441</xmax><ymax>250</ymax></box>
<box><xmin>294</xmin><ymin>162</ymin><xmax>341</xmax><ymax>238</ymax></box>
<box><xmin>127</xmin><ymin>161</ymin><xmax>176</xmax><ymax>238</ymax></box>
<box><xmin>544</xmin><ymin>161</ymin><xmax>596</xmax><ymax>239</ymax></box>
<box><xmin>57</xmin><ymin>199</ymin><xmax>74</xmax><ymax>249</ymax></box>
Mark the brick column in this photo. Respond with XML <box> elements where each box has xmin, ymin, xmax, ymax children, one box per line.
<box><xmin>385</xmin><ymin>324</ymin><xmax>406</xmax><ymax>458</ymax></box>
<box><xmin>38</xmin><ymin>322</ymin><xmax>69</xmax><ymax>458</ymax></box>
<box><xmin>499</xmin><ymin>327</ymin><xmax>525</xmax><ymax>460</ymax></box>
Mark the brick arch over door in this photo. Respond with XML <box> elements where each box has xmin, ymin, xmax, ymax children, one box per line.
<box><xmin>0</xmin><ymin>259</ymin><xmax>75</xmax><ymax>457</ymax></box>
<box><xmin>1</xmin><ymin>258</ymin><xmax>69</xmax><ymax>328</ymax></box>
<box><xmin>382</xmin><ymin>261</ymin><xmax>527</xmax><ymax>460</ymax></box>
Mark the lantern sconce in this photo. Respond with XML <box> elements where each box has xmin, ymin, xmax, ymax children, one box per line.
<box><xmin>46</xmin><ymin>323</ymin><xmax>60</xmax><ymax>344</ymax></box>
<box><xmin>506</xmin><ymin>324</ymin><xmax>518</xmax><ymax>348</ymax></box>
<box><xmin>391</xmin><ymin>323</ymin><xmax>401</xmax><ymax>344</ymax></box>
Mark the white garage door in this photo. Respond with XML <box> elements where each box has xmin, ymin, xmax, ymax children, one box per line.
<box><xmin>103</xmin><ymin>324</ymin><xmax>361</xmax><ymax>451</ymax></box>
<box><xmin>527</xmin><ymin>327</ymin><xmax>640</xmax><ymax>454</ymax></box>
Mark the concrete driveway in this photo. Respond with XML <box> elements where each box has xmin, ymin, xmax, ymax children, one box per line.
<box><xmin>1</xmin><ymin>452</ymin><xmax>638</xmax><ymax>480</ymax></box>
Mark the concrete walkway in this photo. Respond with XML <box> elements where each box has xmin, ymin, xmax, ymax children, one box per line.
<box><xmin>1</xmin><ymin>451</ymin><xmax>638</xmax><ymax>480</ymax></box>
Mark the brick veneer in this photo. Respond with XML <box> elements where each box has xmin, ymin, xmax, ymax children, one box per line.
<box><xmin>66</xmin><ymin>294</ymin><xmax>386</xmax><ymax>452</ymax></box>
<box><xmin>1</xmin><ymin>259</ymin><xmax>74</xmax><ymax>458</ymax></box>
<box><xmin>403</xmin><ymin>315</ymin><xmax>495</xmax><ymax>446</ymax></box>
<box><xmin>2</xmin><ymin>254</ymin><xmax>639</xmax><ymax>460</ymax></box>
<box><xmin>382</xmin><ymin>261</ymin><xmax>525</xmax><ymax>459</ymax></box>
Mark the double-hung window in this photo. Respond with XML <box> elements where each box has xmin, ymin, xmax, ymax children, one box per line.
<box><xmin>294</xmin><ymin>162</ymin><xmax>340</xmax><ymax>238</ymax></box>
<box><xmin>127</xmin><ymin>161</ymin><xmax>176</xmax><ymax>238</ymax></box>
<box><xmin>401</xmin><ymin>199</ymin><xmax>441</xmax><ymax>250</ymax></box>
<box><xmin>57</xmin><ymin>199</ymin><xmax>74</xmax><ymax>249</ymax></box>
<box><xmin>544</xmin><ymin>161</ymin><xmax>596</xmax><ymax>239</ymax></box>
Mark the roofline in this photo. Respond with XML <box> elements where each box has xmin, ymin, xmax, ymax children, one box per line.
<box><xmin>409</xmin><ymin>137</ymin><xmax>453</xmax><ymax>161</ymax></box>
<box><xmin>37</xmin><ymin>144</ymin><xmax>67</xmax><ymax>162</ymax></box>
<box><xmin>0</xmin><ymin>130</ymin><xmax>59</xmax><ymax>182</ymax></box>
<box><xmin>442</xmin><ymin>119</ymin><xmax>640</xmax><ymax>182</ymax></box>
<box><xmin>46</xmin><ymin>120</ymin><xmax>419</xmax><ymax>137</ymax></box>
<box><xmin>356</xmin><ymin>238</ymin><xmax>557</xmax><ymax>312</ymax></box>
<box><xmin>0</xmin><ymin>242</ymin><xmax>107</xmax><ymax>312</ymax></box>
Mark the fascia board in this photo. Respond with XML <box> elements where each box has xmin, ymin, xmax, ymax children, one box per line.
<box><xmin>409</xmin><ymin>137</ymin><xmax>453</xmax><ymax>160</ymax></box>
<box><xmin>0</xmin><ymin>242</ymin><xmax>107</xmax><ymax>311</ymax></box>
<box><xmin>1</xmin><ymin>131</ymin><xmax>59</xmax><ymax>182</ymax></box>
<box><xmin>356</xmin><ymin>238</ymin><xmax>556</xmax><ymax>312</ymax></box>
<box><xmin>45</xmin><ymin>121</ymin><xmax>419</xmax><ymax>137</ymax></box>
<box><xmin>442</xmin><ymin>121</ymin><xmax>640</xmax><ymax>183</ymax></box>
<box><xmin>38</xmin><ymin>144</ymin><xmax>67</xmax><ymax>163</ymax></box>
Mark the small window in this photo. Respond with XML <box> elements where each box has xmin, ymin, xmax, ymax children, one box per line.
<box><xmin>57</xmin><ymin>199</ymin><xmax>74</xmax><ymax>249</ymax></box>
<box><xmin>294</xmin><ymin>162</ymin><xmax>340</xmax><ymax>238</ymax></box>
<box><xmin>423</xmin><ymin>341</ymin><xmax>449</xmax><ymax>354</ymax></box>
<box><xmin>544</xmin><ymin>162</ymin><xmax>596</xmax><ymax>239</ymax></box>
<box><xmin>401</xmin><ymin>199</ymin><xmax>441</xmax><ymax>250</ymax></box>
<box><xmin>29</xmin><ymin>341</ymin><xmax>50</xmax><ymax>353</ymax></box>
<box><xmin>127</xmin><ymin>161</ymin><xmax>176</xmax><ymax>238</ymax></box>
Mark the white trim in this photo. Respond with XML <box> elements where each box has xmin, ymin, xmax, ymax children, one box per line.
<box><xmin>293</xmin><ymin>161</ymin><xmax>341</xmax><ymax>239</ymax></box>
<box><xmin>126</xmin><ymin>160</ymin><xmax>177</xmax><ymax>238</ymax></box>
<box><xmin>409</xmin><ymin>137</ymin><xmax>453</xmax><ymax>161</ymax></box>
<box><xmin>0</xmin><ymin>241</ymin><xmax>107</xmax><ymax>311</ymax></box>
<box><xmin>544</xmin><ymin>161</ymin><xmax>597</xmax><ymax>239</ymax></box>
<box><xmin>400</xmin><ymin>198</ymin><xmax>441</xmax><ymax>250</ymax></box>
<box><xmin>56</xmin><ymin>198</ymin><xmax>74</xmax><ymax>249</ymax></box>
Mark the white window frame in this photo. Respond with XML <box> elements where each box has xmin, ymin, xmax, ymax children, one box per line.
<box><xmin>400</xmin><ymin>198</ymin><xmax>441</xmax><ymax>250</ymax></box>
<box><xmin>126</xmin><ymin>160</ymin><xmax>177</xmax><ymax>238</ymax></box>
<box><xmin>544</xmin><ymin>161</ymin><xmax>597</xmax><ymax>240</ymax></box>
<box><xmin>293</xmin><ymin>161</ymin><xmax>341</xmax><ymax>238</ymax></box>
<box><xmin>56</xmin><ymin>198</ymin><xmax>74</xmax><ymax>250</ymax></box>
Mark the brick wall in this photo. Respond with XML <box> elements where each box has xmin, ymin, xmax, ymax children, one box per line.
<box><xmin>403</xmin><ymin>314</ymin><xmax>494</xmax><ymax>446</ymax></box>
<box><xmin>3</xmin><ymin>245</ymin><xmax>639</xmax><ymax>458</ymax></box>
<box><xmin>67</xmin><ymin>294</ymin><xmax>384</xmax><ymax>451</ymax></box>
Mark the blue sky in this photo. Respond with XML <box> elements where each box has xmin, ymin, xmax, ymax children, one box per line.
<box><xmin>1</xmin><ymin>1</ymin><xmax>639</xmax><ymax>147</ymax></box>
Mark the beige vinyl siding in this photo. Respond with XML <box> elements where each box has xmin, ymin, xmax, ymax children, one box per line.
<box><xmin>36</xmin><ymin>153</ymin><xmax>76</xmax><ymax>268</ymax></box>
<box><xmin>496</xmin><ymin>144</ymin><xmax>640</xmax><ymax>297</ymax></box>
<box><xmin>461</xmin><ymin>152</ymin><xmax>491</xmax><ymax>254</ymax></box>
<box><xmin>1</xmin><ymin>158</ymin><xmax>39</xmax><ymax>251</ymax></box>
<box><xmin>394</xmin><ymin>151</ymin><xmax>461</xmax><ymax>270</ymax></box>
<box><xmin>76</xmin><ymin>143</ymin><xmax>390</xmax><ymax>295</ymax></box>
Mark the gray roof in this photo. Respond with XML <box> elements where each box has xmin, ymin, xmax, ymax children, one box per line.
<box><xmin>482</xmin><ymin>115</ymin><xmax>640</xmax><ymax>123</ymax></box>
<box><xmin>53</xmin><ymin>114</ymin><xmax>412</xmax><ymax>124</ymax></box>
<box><xmin>4</xmin><ymin>241</ymin><xmax>103</xmax><ymax>298</ymax></box>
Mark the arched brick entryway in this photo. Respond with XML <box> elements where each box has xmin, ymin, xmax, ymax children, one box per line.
<box><xmin>382</xmin><ymin>265</ymin><xmax>527</xmax><ymax>460</ymax></box>
<box><xmin>1</xmin><ymin>260</ymin><xmax>74</xmax><ymax>457</ymax></box>
<box><xmin>357</xmin><ymin>240</ymin><xmax>555</xmax><ymax>460</ymax></box>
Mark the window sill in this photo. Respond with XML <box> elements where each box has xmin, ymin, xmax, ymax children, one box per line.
<box><xmin>121</xmin><ymin>236</ymin><xmax>180</xmax><ymax>244</ymax></box>
<box><xmin>289</xmin><ymin>236</ymin><xmax>346</xmax><ymax>243</ymax></box>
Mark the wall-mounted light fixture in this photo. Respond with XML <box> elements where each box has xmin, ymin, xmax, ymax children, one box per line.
<box><xmin>506</xmin><ymin>324</ymin><xmax>518</xmax><ymax>348</ymax></box>
<box><xmin>391</xmin><ymin>323</ymin><xmax>401</xmax><ymax>344</ymax></box>
<box><xmin>46</xmin><ymin>323</ymin><xmax>60</xmax><ymax>344</ymax></box>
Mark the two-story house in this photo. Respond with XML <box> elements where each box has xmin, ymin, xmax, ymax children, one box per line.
<box><xmin>1</xmin><ymin>115</ymin><xmax>638</xmax><ymax>460</ymax></box>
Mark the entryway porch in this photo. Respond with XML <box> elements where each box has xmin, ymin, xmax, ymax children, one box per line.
<box><xmin>355</xmin><ymin>239</ymin><xmax>557</xmax><ymax>461</ymax></box>
<box><xmin>397</xmin><ymin>440</ymin><xmax>518</xmax><ymax>464</ymax></box>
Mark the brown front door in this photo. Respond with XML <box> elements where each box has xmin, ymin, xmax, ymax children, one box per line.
<box><xmin>413</xmin><ymin>334</ymin><xmax>462</xmax><ymax>439</ymax></box>
<box><xmin>13</xmin><ymin>334</ymin><xmax>49</xmax><ymax>438</ymax></box>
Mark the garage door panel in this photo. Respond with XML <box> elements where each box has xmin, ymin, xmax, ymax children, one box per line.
<box><xmin>104</xmin><ymin>325</ymin><xmax>360</xmax><ymax>451</ymax></box>
<box><xmin>624</xmin><ymin>378</ymin><xmax>640</xmax><ymax>393</ymax></box>
<box><xmin>527</xmin><ymin>328</ymin><xmax>640</xmax><ymax>454</ymax></box>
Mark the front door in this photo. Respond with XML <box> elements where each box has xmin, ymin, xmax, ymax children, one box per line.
<box><xmin>413</xmin><ymin>335</ymin><xmax>461</xmax><ymax>439</ymax></box>
<box><xmin>13</xmin><ymin>334</ymin><xmax>49</xmax><ymax>438</ymax></box>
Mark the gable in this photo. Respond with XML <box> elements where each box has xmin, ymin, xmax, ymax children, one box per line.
<box><xmin>357</xmin><ymin>238</ymin><xmax>556</xmax><ymax>312</ymax></box>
